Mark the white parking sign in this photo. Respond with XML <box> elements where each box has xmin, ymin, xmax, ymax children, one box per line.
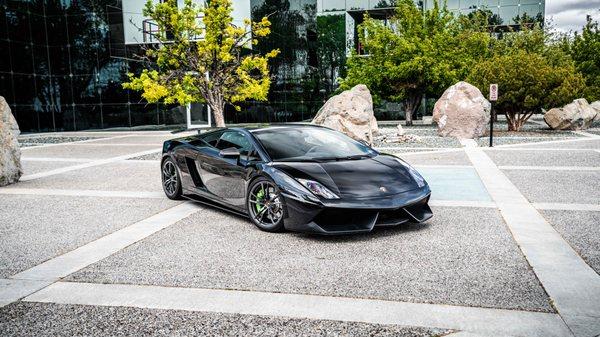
<box><xmin>489</xmin><ymin>84</ymin><xmax>498</xmax><ymax>101</ymax></box>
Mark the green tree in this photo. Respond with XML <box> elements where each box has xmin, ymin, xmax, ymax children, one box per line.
<box><xmin>316</xmin><ymin>14</ymin><xmax>347</xmax><ymax>94</ymax></box>
<box><xmin>468</xmin><ymin>26</ymin><xmax>585</xmax><ymax>131</ymax></box>
<box><xmin>340</xmin><ymin>0</ymin><xmax>490</xmax><ymax>125</ymax></box>
<box><xmin>123</xmin><ymin>0</ymin><xmax>279</xmax><ymax>127</ymax></box>
<box><xmin>567</xmin><ymin>17</ymin><xmax>600</xmax><ymax>101</ymax></box>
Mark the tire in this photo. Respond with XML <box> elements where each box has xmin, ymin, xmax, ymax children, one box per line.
<box><xmin>161</xmin><ymin>157</ymin><xmax>183</xmax><ymax>200</ymax></box>
<box><xmin>247</xmin><ymin>177</ymin><xmax>286</xmax><ymax>232</ymax></box>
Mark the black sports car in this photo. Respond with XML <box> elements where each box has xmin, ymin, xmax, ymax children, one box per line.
<box><xmin>161</xmin><ymin>125</ymin><xmax>432</xmax><ymax>234</ymax></box>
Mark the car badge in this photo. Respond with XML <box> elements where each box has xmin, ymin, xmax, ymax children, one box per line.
<box><xmin>379</xmin><ymin>186</ymin><xmax>387</xmax><ymax>193</ymax></box>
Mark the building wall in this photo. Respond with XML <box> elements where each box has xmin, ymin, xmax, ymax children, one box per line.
<box><xmin>0</xmin><ymin>0</ymin><xmax>185</xmax><ymax>132</ymax></box>
<box><xmin>0</xmin><ymin>0</ymin><xmax>545</xmax><ymax>132</ymax></box>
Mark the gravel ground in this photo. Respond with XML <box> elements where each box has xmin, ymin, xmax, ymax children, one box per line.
<box><xmin>485</xmin><ymin>149</ymin><xmax>600</xmax><ymax>167</ymax></box>
<box><xmin>0</xmin><ymin>195</ymin><xmax>178</xmax><ymax>278</ymax></box>
<box><xmin>377</xmin><ymin>124</ymin><xmax>578</xmax><ymax>149</ymax></box>
<box><xmin>375</xmin><ymin>136</ymin><xmax>462</xmax><ymax>148</ymax></box>
<box><xmin>12</xmin><ymin>162</ymin><xmax>163</xmax><ymax>192</ymax></box>
<box><xmin>503</xmin><ymin>170</ymin><xmax>600</xmax><ymax>204</ymax></box>
<box><xmin>20</xmin><ymin>160</ymin><xmax>87</xmax><ymax>175</ymax></box>
<box><xmin>0</xmin><ymin>302</ymin><xmax>448</xmax><ymax>337</ymax></box>
<box><xmin>476</xmin><ymin>137</ymin><xmax>581</xmax><ymax>147</ymax></box>
<box><xmin>129</xmin><ymin>152</ymin><xmax>163</xmax><ymax>161</ymax></box>
<box><xmin>20</xmin><ymin>144</ymin><xmax>160</xmax><ymax>159</ymax></box>
<box><xmin>18</xmin><ymin>136</ymin><xmax>103</xmax><ymax>145</ymax></box>
<box><xmin>541</xmin><ymin>210</ymin><xmax>600</xmax><ymax>274</ymax></box>
<box><xmin>69</xmin><ymin>206</ymin><xmax>553</xmax><ymax>312</ymax></box>
<box><xmin>90</xmin><ymin>135</ymin><xmax>178</xmax><ymax>145</ymax></box>
<box><xmin>18</xmin><ymin>143</ymin><xmax>44</xmax><ymax>148</ymax></box>
<box><xmin>397</xmin><ymin>151</ymin><xmax>471</xmax><ymax>166</ymax></box>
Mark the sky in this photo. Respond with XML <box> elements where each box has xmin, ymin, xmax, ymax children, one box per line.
<box><xmin>546</xmin><ymin>0</ymin><xmax>600</xmax><ymax>32</ymax></box>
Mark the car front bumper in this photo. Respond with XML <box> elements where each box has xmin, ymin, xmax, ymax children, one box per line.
<box><xmin>281</xmin><ymin>186</ymin><xmax>433</xmax><ymax>235</ymax></box>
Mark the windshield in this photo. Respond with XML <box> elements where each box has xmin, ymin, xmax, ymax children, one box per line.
<box><xmin>252</xmin><ymin>126</ymin><xmax>377</xmax><ymax>162</ymax></box>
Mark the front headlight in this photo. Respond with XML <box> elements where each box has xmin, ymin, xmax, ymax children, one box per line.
<box><xmin>296</xmin><ymin>178</ymin><xmax>340</xmax><ymax>199</ymax></box>
<box><xmin>395</xmin><ymin>158</ymin><xmax>426</xmax><ymax>188</ymax></box>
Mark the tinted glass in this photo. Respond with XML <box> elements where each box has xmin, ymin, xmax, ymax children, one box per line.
<box><xmin>216</xmin><ymin>131</ymin><xmax>260</xmax><ymax>161</ymax></box>
<box><xmin>200</xmin><ymin>130</ymin><xmax>225</xmax><ymax>147</ymax></box>
<box><xmin>253</xmin><ymin>126</ymin><xmax>376</xmax><ymax>161</ymax></box>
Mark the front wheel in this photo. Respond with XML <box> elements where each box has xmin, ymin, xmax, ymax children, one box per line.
<box><xmin>247</xmin><ymin>177</ymin><xmax>286</xmax><ymax>232</ymax></box>
<box><xmin>161</xmin><ymin>157</ymin><xmax>182</xmax><ymax>200</ymax></box>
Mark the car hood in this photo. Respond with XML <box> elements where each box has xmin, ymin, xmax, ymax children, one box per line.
<box><xmin>271</xmin><ymin>155</ymin><xmax>420</xmax><ymax>199</ymax></box>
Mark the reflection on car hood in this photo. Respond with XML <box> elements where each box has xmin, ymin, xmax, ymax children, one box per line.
<box><xmin>271</xmin><ymin>155</ymin><xmax>419</xmax><ymax>199</ymax></box>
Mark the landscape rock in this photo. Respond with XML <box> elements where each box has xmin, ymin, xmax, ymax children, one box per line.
<box><xmin>432</xmin><ymin>81</ymin><xmax>491</xmax><ymax>139</ymax></box>
<box><xmin>0</xmin><ymin>96</ymin><xmax>22</xmax><ymax>186</ymax></box>
<box><xmin>396</xmin><ymin>124</ymin><xmax>404</xmax><ymax>136</ymax></box>
<box><xmin>312</xmin><ymin>84</ymin><xmax>379</xmax><ymax>144</ymax></box>
<box><xmin>544</xmin><ymin>98</ymin><xmax>598</xmax><ymax>130</ymax></box>
<box><xmin>591</xmin><ymin>101</ymin><xmax>600</xmax><ymax>124</ymax></box>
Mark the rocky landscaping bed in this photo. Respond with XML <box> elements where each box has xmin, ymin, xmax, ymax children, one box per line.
<box><xmin>18</xmin><ymin>135</ymin><xmax>104</xmax><ymax>147</ymax></box>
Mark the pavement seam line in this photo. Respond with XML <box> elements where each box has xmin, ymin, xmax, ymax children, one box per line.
<box><xmin>497</xmin><ymin>166</ymin><xmax>600</xmax><ymax>171</ymax></box>
<box><xmin>464</xmin><ymin>146</ymin><xmax>600</xmax><ymax>337</ymax></box>
<box><xmin>9</xmin><ymin>202</ymin><xmax>199</xmax><ymax>282</ymax></box>
<box><xmin>23</xmin><ymin>281</ymin><xmax>572</xmax><ymax>337</ymax></box>
<box><xmin>0</xmin><ymin>188</ymin><xmax>165</xmax><ymax>199</ymax></box>
<box><xmin>494</xmin><ymin>135</ymin><xmax>599</xmax><ymax>148</ymax></box>
<box><xmin>19</xmin><ymin>148</ymin><xmax>162</xmax><ymax>181</ymax></box>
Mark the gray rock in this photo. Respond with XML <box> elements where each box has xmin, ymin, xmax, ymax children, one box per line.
<box><xmin>591</xmin><ymin>100</ymin><xmax>600</xmax><ymax>123</ymax></box>
<box><xmin>544</xmin><ymin>98</ymin><xmax>597</xmax><ymax>130</ymax></box>
<box><xmin>312</xmin><ymin>84</ymin><xmax>379</xmax><ymax>144</ymax></box>
<box><xmin>396</xmin><ymin>123</ymin><xmax>404</xmax><ymax>136</ymax></box>
<box><xmin>433</xmin><ymin>81</ymin><xmax>491</xmax><ymax>139</ymax></box>
<box><xmin>0</xmin><ymin>96</ymin><xmax>22</xmax><ymax>186</ymax></box>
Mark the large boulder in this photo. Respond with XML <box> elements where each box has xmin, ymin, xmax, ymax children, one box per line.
<box><xmin>312</xmin><ymin>84</ymin><xmax>379</xmax><ymax>144</ymax></box>
<box><xmin>0</xmin><ymin>96</ymin><xmax>22</xmax><ymax>186</ymax></box>
<box><xmin>544</xmin><ymin>98</ymin><xmax>597</xmax><ymax>130</ymax></box>
<box><xmin>433</xmin><ymin>81</ymin><xmax>491</xmax><ymax>139</ymax></box>
<box><xmin>591</xmin><ymin>101</ymin><xmax>600</xmax><ymax>124</ymax></box>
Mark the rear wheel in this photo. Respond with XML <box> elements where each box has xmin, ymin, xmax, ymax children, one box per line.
<box><xmin>247</xmin><ymin>177</ymin><xmax>285</xmax><ymax>232</ymax></box>
<box><xmin>162</xmin><ymin>157</ymin><xmax>182</xmax><ymax>200</ymax></box>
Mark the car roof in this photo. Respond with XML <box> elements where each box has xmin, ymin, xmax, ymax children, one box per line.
<box><xmin>245</xmin><ymin>123</ymin><xmax>326</xmax><ymax>133</ymax></box>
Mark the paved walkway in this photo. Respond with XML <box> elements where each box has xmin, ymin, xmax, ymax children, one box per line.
<box><xmin>1</xmin><ymin>129</ymin><xmax>599</xmax><ymax>336</ymax></box>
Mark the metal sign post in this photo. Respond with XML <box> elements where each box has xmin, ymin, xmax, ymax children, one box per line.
<box><xmin>489</xmin><ymin>84</ymin><xmax>498</xmax><ymax>147</ymax></box>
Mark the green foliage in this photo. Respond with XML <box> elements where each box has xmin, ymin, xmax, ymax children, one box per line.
<box><xmin>566</xmin><ymin>17</ymin><xmax>600</xmax><ymax>101</ymax></box>
<box><xmin>123</xmin><ymin>0</ymin><xmax>279</xmax><ymax>126</ymax></box>
<box><xmin>316</xmin><ymin>14</ymin><xmax>347</xmax><ymax>93</ymax></box>
<box><xmin>340</xmin><ymin>0</ymin><xmax>491</xmax><ymax>124</ymax></box>
<box><xmin>468</xmin><ymin>25</ymin><xmax>585</xmax><ymax>131</ymax></box>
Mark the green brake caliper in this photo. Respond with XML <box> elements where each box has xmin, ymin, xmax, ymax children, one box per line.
<box><xmin>255</xmin><ymin>187</ymin><xmax>265</xmax><ymax>213</ymax></box>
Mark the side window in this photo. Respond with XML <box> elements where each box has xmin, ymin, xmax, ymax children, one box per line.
<box><xmin>199</xmin><ymin>130</ymin><xmax>224</xmax><ymax>147</ymax></box>
<box><xmin>216</xmin><ymin>132</ymin><xmax>261</xmax><ymax>161</ymax></box>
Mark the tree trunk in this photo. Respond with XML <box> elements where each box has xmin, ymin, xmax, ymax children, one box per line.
<box><xmin>212</xmin><ymin>103</ymin><xmax>226</xmax><ymax>127</ymax></box>
<box><xmin>404</xmin><ymin>94</ymin><xmax>422</xmax><ymax>126</ymax></box>
<box><xmin>206</xmin><ymin>92</ymin><xmax>226</xmax><ymax>127</ymax></box>
<box><xmin>506</xmin><ymin>111</ymin><xmax>533</xmax><ymax>132</ymax></box>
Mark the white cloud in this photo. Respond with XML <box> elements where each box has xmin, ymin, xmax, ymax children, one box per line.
<box><xmin>545</xmin><ymin>0</ymin><xmax>600</xmax><ymax>32</ymax></box>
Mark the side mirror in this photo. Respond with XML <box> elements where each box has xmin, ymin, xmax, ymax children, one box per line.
<box><xmin>219</xmin><ymin>147</ymin><xmax>240</xmax><ymax>158</ymax></box>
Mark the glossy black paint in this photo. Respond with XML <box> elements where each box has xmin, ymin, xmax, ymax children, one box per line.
<box><xmin>162</xmin><ymin>125</ymin><xmax>432</xmax><ymax>234</ymax></box>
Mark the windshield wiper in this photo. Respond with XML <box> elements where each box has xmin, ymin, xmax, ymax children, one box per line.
<box><xmin>312</xmin><ymin>154</ymin><xmax>371</xmax><ymax>162</ymax></box>
<box><xmin>344</xmin><ymin>154</ymin><xmax>371</xmax><ymax>160</ymax></box>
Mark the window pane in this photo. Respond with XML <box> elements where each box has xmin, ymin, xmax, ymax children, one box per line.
<box><xmin>499</xmin><ymin>5</ymin><xmax>519</xmax><ymax>23</ymax></box>
<box><xmin>346</xmin><ymin>0</ymin><xmax>368</xmax><ymax>10</ymax></box>
<box><xmin>461</xmin><ymin>0</ymin><xmax>479</xmax><ymax>10</ymax></box>
<box><xmin>322</xmin><ymin>0</ymin><xmax>345</xmax><ymax>12</ymax></box>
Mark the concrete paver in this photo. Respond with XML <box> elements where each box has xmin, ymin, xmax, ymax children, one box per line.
<box><xmin>69</xmin><ymin>206</ymin><xmax>553</xmax><ymax>312</ymax></box>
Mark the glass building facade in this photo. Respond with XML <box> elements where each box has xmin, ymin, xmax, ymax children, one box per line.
<box><xmin>0</xmin><ymin>0</ymin><xmax>544</xmax><ymax>132</ymax></box>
